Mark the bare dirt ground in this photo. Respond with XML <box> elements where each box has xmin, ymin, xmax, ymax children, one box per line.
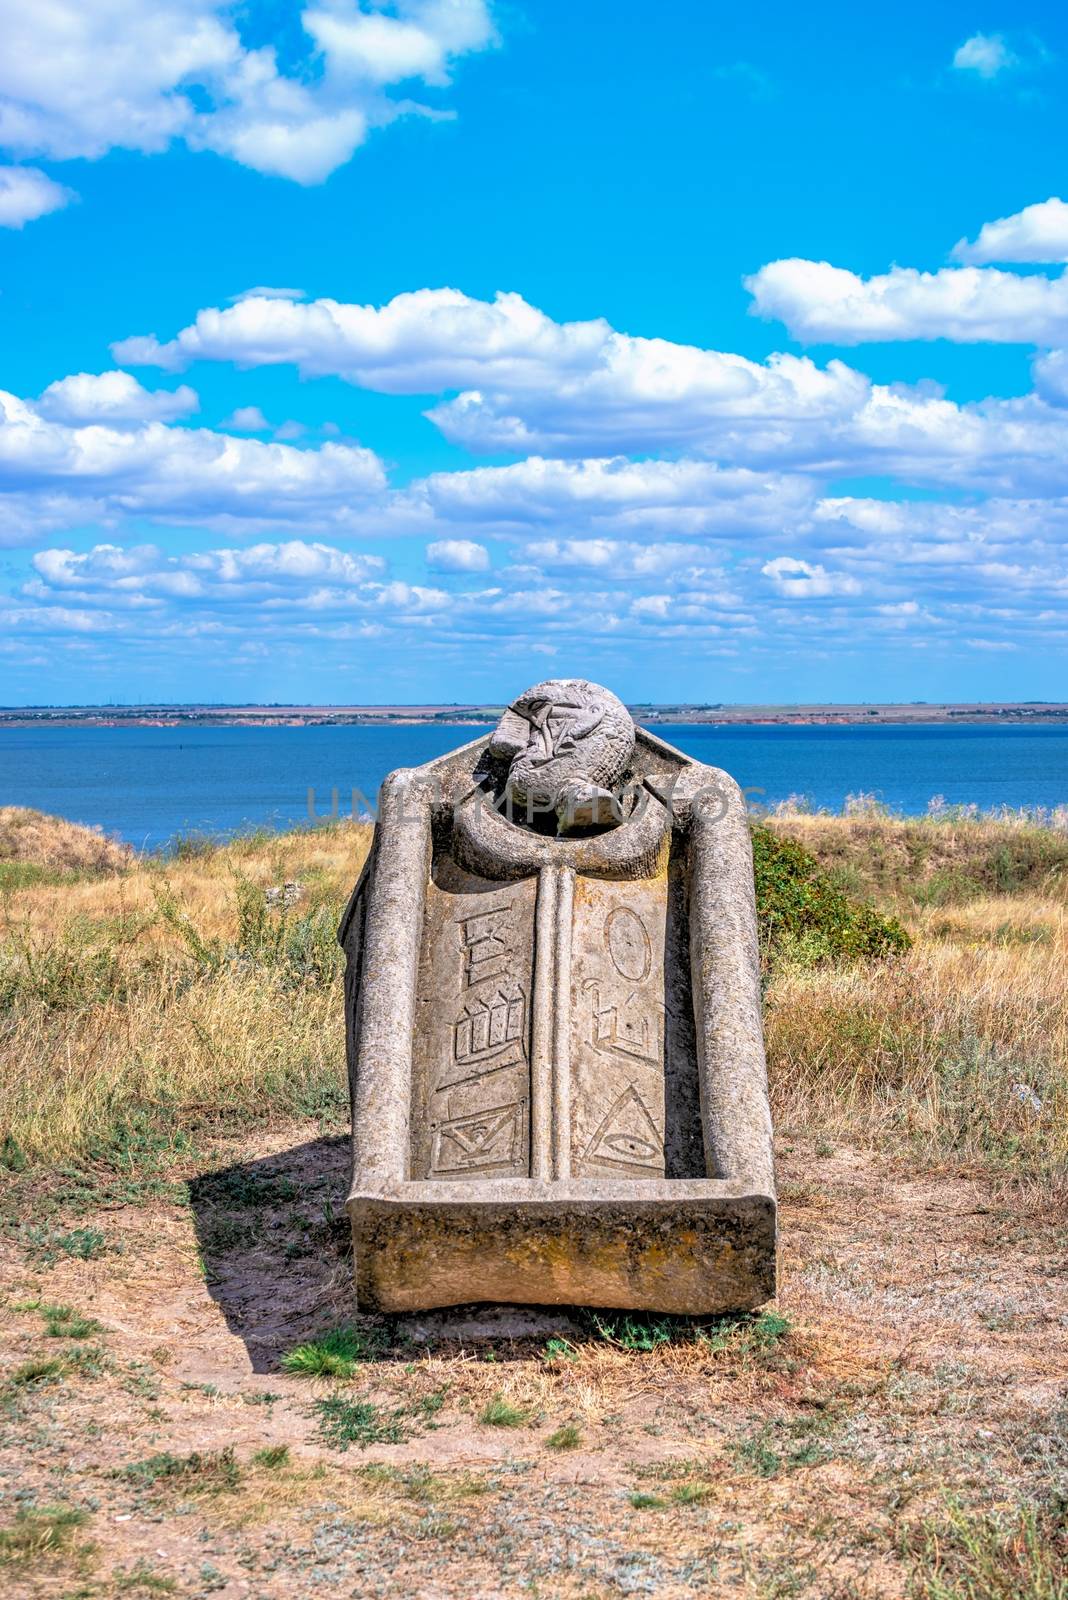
<box><xmin>1</xmin><ymin>1128</ymin><xmax>1065</xmax><ymax>1600</ymax></box>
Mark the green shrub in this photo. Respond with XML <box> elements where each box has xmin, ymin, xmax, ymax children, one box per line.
<box><xmin>0</xmin><ymin>926</ymin><xmax>130</xmax><ymax>1012</ymax></box>
<box><xmin>152</xmin><ymin>874</ymin><xmax>344</xmax><ymax>988</ymax></box>
<box><xmin>752</xmin><ymin>824</ymin><xmax>911</xmax><ymax>972</ymax></box>
<box><xmin>231</xmin><ymin>875</ymin><xmax>343</xmax><ymax>986</ymax></box>
<box><xmin>582</xmin><ymin>1311</ymin><xmax>680</xmax><ymax>1350</ymax></box>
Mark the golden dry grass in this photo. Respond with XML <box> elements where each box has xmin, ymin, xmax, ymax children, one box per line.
<box><xmin>768</xmin><ymin>804</ymin><xmax>1068</xmax><ymax>912</ymax></box>
<box><xmin>752</xmin><ymin>806</ymin><xmax>1068</xmax><ymax>1195</ymax></box>
<box><xmin>766</xmin><ymin>894</ymin><xmax>1068</xmax><ymax>1187</ymax></box>
<box><xmin>0</xmin><ymin>819</ymin><xmax>371</xmax><ymax>1165</ymax></box>
<box><xmin>0</xmin><ymin>806</ymin><xmax>132</xmax><ymax>875</ymax></box>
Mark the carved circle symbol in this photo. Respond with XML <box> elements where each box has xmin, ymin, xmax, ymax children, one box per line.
<box><xmin>604</xmin><ymin>907</ymin><xmax>651</xmax><ymax>981</ymax></box>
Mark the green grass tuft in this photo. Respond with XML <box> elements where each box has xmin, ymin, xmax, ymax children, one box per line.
<box><xmin>7</xmin><ymin>1356</ymin><xmax>68</xmax><ymax>1387</ymax></box>
<box><xmin>117</xmin><ymin>1447</ymin><xmax>241</xmax><ymax>1493</ymax></box>
<box><xmin>0</xmin><ymin>1503</ymin><xmax>90</xmax><ymax>1564</ymax></box>
<box><xmin>671</xmin><ymin>1480</ymin><xmax>715</xmax><ymax>1506</ymax></box>
<box><xmin>582</xmin><ymin>1311</ymin><xmax>683</xmax><ymax>1350</ymax></box>
<box><xmin>313</xmin><ymin>1395</ymin><xmax>407</xmax><ymax>1451</ymax></box>
<box><xmin>546</xmin><ymin>1423</ymin><xmax>582</xmax><ymax>1450</ymax></box>
<box><xmin>730</xmin><ymin>1415</ymin><xmax>830</xmax><ymax>1480</ymax></box>
<box><xmin>479</xmin><ymin>1398</ymin><xmax>529</xmax><ymax>1428</ymax></box>
<box><xmin>697</xmin><ymin>1309</ymin><xmax>793</xmax><ymax>1357</ymax></box>
<box><xmin>21</xmin><ymin>1225</ymin><xmax>111</xmax><ymax>1264</ymax></box>
<box><xmin>908</xmin><ymin>1498</ymin><xmax>1068</xmax><ymax>1600</ymax></box>
<box><xmin>112</xmin><ymin>1560</ymin><xmax>177</xmax><ymax>1592</ymax></box>
<box><xmin>42</xmin><ymin>1304</ymin><xmax>100</xmax><ymax>1340</ymax></box>
<box><xmin>281</xmin><ymin>1324</ymin><xmax>386</xmax><ymax>1377</ymax></box>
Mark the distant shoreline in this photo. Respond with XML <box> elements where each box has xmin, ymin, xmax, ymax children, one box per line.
<box><xmin>2</xmin><ymin>701</ymin><xmax>1068</xmax><ymax>729</ymax></box>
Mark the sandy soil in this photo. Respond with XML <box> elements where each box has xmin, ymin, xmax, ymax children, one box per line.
<box><xmin>1</xmin><ymin>1129</ymin><xmax>1065</xmax><ymax>1599</ymax></box>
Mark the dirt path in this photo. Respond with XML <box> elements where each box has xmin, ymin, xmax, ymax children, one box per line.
<box><xmin>1</xmin><ymin>1130</ymin><xmax>1065</xmax><ymax>1599</ymax></box>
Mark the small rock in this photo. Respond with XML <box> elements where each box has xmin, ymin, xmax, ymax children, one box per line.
<box><xmin>265</xmin><ymin>882</ymin><xmax>305</xmax><ymax>909</ymax></box>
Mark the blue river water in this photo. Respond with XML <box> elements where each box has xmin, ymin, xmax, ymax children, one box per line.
<box><xmin>2</xmin><ymin>722</ymin><xmax>1067</xmax><ymax>851</ymax></box>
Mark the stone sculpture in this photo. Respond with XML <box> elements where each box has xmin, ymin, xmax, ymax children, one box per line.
<box><xmin>339</xmin><ymin>678</ymin><xmax>776</xmax><ymax>1314</ymax></box>
<box><xmin>488</xmin><ymin>678</ymin><xmax>635</xmax><ymax>832</ymax></box>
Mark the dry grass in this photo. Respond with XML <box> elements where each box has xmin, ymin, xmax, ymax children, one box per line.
<box><xmin>0</xmin><ymin>820</ymin><xmax>371</xmax><ymax>1166</ymax></box>
<box><xmin>0</xmin><ymin>806</ymin><xmax>133</xmax><ymax>877</ymax></box>
<box><xmin>750</xmin><ymin>806</ymin><xmax>1068</xmax><ymax>1195</ymax></box>
<box><xmin>908</xmin><ymin>1499</ymin><xmax>1068</xmax><ymax>1600</ymax></box>
<box><xmin>768</xmin><ymin>803</ymin><xmax>1068</xmax><ymax>911</ymax></box>
<box><xmin>0</xmin><ymin>1121</ymin><xmax>1063</xmax><ymax>1598</ymax></box>
<box><xmin>766</xmin><ymin>894</ymin><xmax>1068</xmax><ymax>1185</ymax></box>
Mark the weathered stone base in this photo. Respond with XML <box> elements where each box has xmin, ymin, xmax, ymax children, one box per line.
<box><xmin>349</xmin><ymin>1182</ymin><xmax>776</xmax><ymax>1315</ymax></box>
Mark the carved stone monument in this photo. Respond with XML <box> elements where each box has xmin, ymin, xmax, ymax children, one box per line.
<box><xmin>339</xmin><ymin>678</ymin><xmax>776</xmax><ymax>1314</ymax></box>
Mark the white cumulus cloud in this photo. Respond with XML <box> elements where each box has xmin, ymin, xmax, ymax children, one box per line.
<box><xmin>13</xmin><ymin>266</ymin><xmax>1068</xmax><ymax>669</ymax></box>
<box><xmin>746</xmin><ymin>257</ymin><xmax>1068</xmax><ymax>345</ymax></box>
<box><xmin>762</xmin><ymin>557</ymin><xmax>861</xmax><ymax>598</ymax></box>
<box><xmin>37</xmin><ymin>371</ymin><xmax>198</xmax><ymax>426</ymax></box>
<box><xmin>111</xmin><ymin>286</ymin><xmax>881</xmax><ymax>459</ymax></box>
<box><xmin>113</xmin><ymin>287</ymin><xmax>614</xmax><ymax>386</ymax></box>
<box><xmin>952</xmin><ymin>33</ymin><xmax>1017</xmax><ymax>79</ymax></box>
<box><xmin>0</xmin><ymin>164</ymin><xmax>73</xmax><ymax>227</ymax></box>
<box><xmin>112</xmin><ymin>284</ymin><xmax>1068</xmax><ymax>489</ymax></box>
<box><xmin>522</xmin><ymin>539</ymin><xmax>715</xmax><ymax>577</ymax></box>
<box><xmin>304</xmin><ymin>0</ymin><xmax>495</xmax><ymax>85</ymax></box>
<box><xmin>412</xmin><ymin>456</ymin><xmax>818</xmax><ymax>532</ymax></box>
<box><xmin>953</xmin><ymin>198</ymin><xmax>1068</xmax><ymax>265</ymax></box>
<box><xmin>1034</xmin><ymin>349</ymin><xmax>1068</xmax><ymax>407</ymax></box>
<box><xmin>221</xmin><ymin>405</ymin><xmax>271</xmax><ymax>431</ymax></box>
<box><xmin>229</xmin><ymin>286</ymin><xmax>307</xmax><ymax>304</ymax></box>
<box><xmin>426</xmin><ymin>538</ymin><xmax>490</xmax><ymax>572</ymax></box>
<box><xmin>29</xmin><ymin>540</ymin><xmax>386</xmax><ymax>605</ymax></box>
<box><xmin>15</xmin><ymin>488</ymin><xmax>1068</xmax><ymax>664</ymax></box>
<box><xmin>0</xmin><ymin>0</ymin><xmax>497</xmax><ymax>187</ymax></box>
<box><xmin>0</xmin><ymin>385</ymin><xmax>386</xmax><ymax>534</ymax></box>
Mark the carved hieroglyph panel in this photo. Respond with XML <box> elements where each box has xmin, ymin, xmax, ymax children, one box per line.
<box><xmin>411</xmin><ymin>857</ymin><xmax>536</xmax><ymax>1181</ymax></box>
<box><xmin>569</xmin><ymin>875</ymin><xmax>668</xmax><ymax>1179</ymax></box>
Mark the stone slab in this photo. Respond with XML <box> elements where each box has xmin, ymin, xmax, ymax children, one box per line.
<box><xmin>352</xmin><ymin>1188</ymin><xmax>775</xmax><ymax>1315</ymax></box>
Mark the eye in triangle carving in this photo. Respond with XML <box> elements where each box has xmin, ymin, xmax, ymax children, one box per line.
<box><xmin>432</xmin><ymin>1101</ymin><xmax>524</xmax><ymax>1175</ymax></box>
<box><xmin>581</xmin><ymin>1085</ymin><xmax>664</xmax><ymax>1176</ymax></box>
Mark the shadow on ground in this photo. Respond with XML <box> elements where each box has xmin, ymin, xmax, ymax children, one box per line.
<box><xmin>187</xmin><ymin>1134</ymin><xmax>664</xmax><ymax>1372</ymax></box>
<box><xmin>187</xmin><ymin>1134</ymin><xmax>353</xmax><ymax>1373</ymax></box>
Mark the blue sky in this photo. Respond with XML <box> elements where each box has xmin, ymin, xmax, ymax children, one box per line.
<box><xmin>1</xmin><ymin>1</ymin><xmax>1067</xmax><ymax>706</ymax></box>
